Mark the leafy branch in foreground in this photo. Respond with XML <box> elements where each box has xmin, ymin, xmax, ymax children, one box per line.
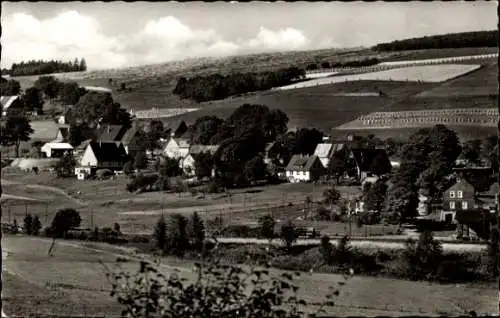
<box><xmin>102</xmin><ymin>249</ymin><xmax>351</xmax><ymax>317</ymax></box>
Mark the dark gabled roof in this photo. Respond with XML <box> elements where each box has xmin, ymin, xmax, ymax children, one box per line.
<box><xmin>97</xmin><ymin>125</ymin><xmax>127</xmax><ymax>142</ymax></box>
<box><xmin>120</xmin><ymin>126</ymin><xmax>141</xmax><ymax>145</ymax></box>
<box><xmin>76</xmin><ymin>139</ymin><xmax>92</xmax><ymax>150</ymax></box>
<box><xmin>88</xmin><ymin>142</ymin><xmax>129</xmax><ymax>163</ymax></box>
<box><xmin>350</xmin><ymin>148</ymin><xmax>390</xmax><ymax>171</ymax></box>
<box><xmin>164</xmin><ymin>119</ymin><xmax>187</xmax><ymax>131</ymax></box>
<box><xmin>58</xmin><ymin>127</ymin><xmax>69</xmax><ymax>140</ymax></box>
<box><xmin>286</xmin><ymin>154</ymin><xmax>320</xmax><ymax>171</ymax></box>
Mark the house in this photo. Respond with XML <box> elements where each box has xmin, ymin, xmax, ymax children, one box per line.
<box><xmin>120</xmin><ymin>125</ymin><xmax>143</xmax><ymax>155</ymax></box>
<box><xmin>79</xmin><ymin>142</ymin><xmax>129</xmax><ymax>174</ymax></box>
<box><xmin>179</xmin><ymin>145</ymin><xmax>220</xmax><ymax>176</ymax></box>
<box><xmin>164</xmin><ymin>120</ymin><xmax>188</xmax><ymax>139</ymax></box>
<box><xmin>73</xmin><ymin>139</ymin><xmax>92</xmax><ymax>158</ymax></box>
<box><xmin>441</xmin><ymin>178</ymin><xmax>477</xmax><ymax>223</ymax></box>
<box><xmin>41</xmin><ymin>142</ymin><xmax>73</xmax><ymax>158</ymax></box>
<box><xmin>285</xmin><ymin>154</ymin><xmax>324</xmax><ymax>183</ymax></box>
<box><xmin>96</xmin><ymin>124</ymin><xmax>128</xmax><ymax>143</ymax></box>
<box><xmin>1</xmin><ymin>96</ymin><xmax>22</xmax><ymax>116</ymax></box>
<box><xmin>164</xmin><ymin>138</ymin><xmax>190</xmax><ymax>159</ymax></box>
<box><xmin>52</xmin><ymin>127</ymin><xmax>70</xmax><ymax>143</ymax></box>
<box><xmin>313</xmin><ymin>143</ymin><xmax>347</xmax><ymax>168</ymax></box>
<box><xmin>347</xmin><ymin>148</ymin><xmax>391</xmax><ymax>180</ymax></box>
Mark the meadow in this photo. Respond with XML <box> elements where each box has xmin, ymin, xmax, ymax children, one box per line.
<box><xmin>2</xmin><ymin>235</ymin><xmax>497</xmax><ymax>317</ymax></box>
<box><xmin>2</xmin><ymin>169</ymin><xmax>361</xmax><ymax>235</ymax></box>
<box><xmin>379</xmin><ymin>47</ymin><xmax>498</xmax><ymax>62</ymax></box>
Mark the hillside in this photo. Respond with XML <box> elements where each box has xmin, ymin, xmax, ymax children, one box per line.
<box><xmin>374</xmin><ymin>30</ymin><xmax>498</xmax><ymax>51</ymax></box>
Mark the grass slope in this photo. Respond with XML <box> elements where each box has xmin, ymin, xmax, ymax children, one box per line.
<box><xmin>380</xmin><ymin>47</ymin><xmax>498</xmax><ymax>62</ymax></box>
<box><xmin>2</xmin><ymin>235</ymin><xmax>497</xmax><ymax>316</ymax></box>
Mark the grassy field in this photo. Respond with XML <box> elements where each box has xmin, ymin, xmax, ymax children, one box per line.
<box><xmin>1</xmin><ymin>169</ymin><xmax>362</xmax><ymax>234</ymax></box>
<box><xmin>2</xmin><ymin>235</ymin><xmax>497</xmax><ymax>316</ymax></box>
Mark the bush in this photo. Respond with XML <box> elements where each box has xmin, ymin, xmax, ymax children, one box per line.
<box><xmin>401</xmin><ymin>231</ymin><xmax>443</xmax><ymax>280</ymax></box>
<box><xmin>103</xmin><ymin>256</ymin><xmax>348</xmax><ymax>318</ymax></box>
<box><xmin>204</xmin><ymin>180</ymin><xmax>223</xmax><ymax>194</ymax></box>
<box><xmin>258</xmin><ymin>214</ymin><xmax>276</xmax><ymax>240</ymax></box>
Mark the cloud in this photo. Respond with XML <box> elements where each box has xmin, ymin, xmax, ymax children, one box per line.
<box><xmin>244</xmin><ymin>27</ymin><xmax>309</xmax><ymax>51</ymax></box>
<box><xmin>2</xmin><ymin>11</ymin><xmax>316</xmax><ymax>70</ymax></box>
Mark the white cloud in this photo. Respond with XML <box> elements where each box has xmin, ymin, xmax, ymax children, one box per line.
<box><xmin>2</xmin><ymin>11</ymin><xmax>315</xmax><ymax>70</ymax></box>
<box><xmin>244</xmin><ymin>27</ymin><xmax>309</xmax><ymax>51</ymax></box>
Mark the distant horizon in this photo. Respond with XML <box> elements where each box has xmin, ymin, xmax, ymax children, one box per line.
<box><xmin>2</xmin><ymin>1</ymin><xmax>496</xmax><ymax>70</ymax></box>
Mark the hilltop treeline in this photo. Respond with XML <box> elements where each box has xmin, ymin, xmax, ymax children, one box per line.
<box><xmin>374</xmin><ymin>30</ymin><xmax>498</xmax><ymax>51</ymax></box>
<box><xmin>306</xmin><ymin>57</ymin><xmax>380</xmax><ymax>70</ymax></box>
<box><xmin>8</xmin><ymin>58</ymin><xmax>87</xmax><ymax>76</ymax></box>
<box><xmin>173</xmin><ymin>67</ymin><xmax>306</xmax><ymax>102</ymax></box>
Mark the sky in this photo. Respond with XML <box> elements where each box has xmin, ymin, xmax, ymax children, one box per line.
<box><xmin>1</xmin><ymin>1</ymin><xmax>497</xmax><ymax>70</ymax></box>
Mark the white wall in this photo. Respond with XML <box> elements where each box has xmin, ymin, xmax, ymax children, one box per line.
<box><xmin>80</xmin><ymin>146</ymin><xmax>98</xmax><ymax>167</ymax></box>
<box><xmin>286</xmin><ymin>170</ymin><xmax>310</xmax><ymax>182</ymax></box>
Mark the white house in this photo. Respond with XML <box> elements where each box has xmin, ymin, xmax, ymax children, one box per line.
<box><xmin>41</xmin><ymin>142</ymin><xmax>73</xmax><ymax>158</ymax></box>
<box><xmin>164</xmin><ymin>138</ymin><xmax>190</xmax><ymax>159</ymax></box>
<box><xmin>285</xmin><ymin>154</ymin><xmax>324</xmax><ymax>183</ymax></box>
<box><xmin>79</xmin><ymin>142</ymin><xmax>129</xmax><ymax>172</ymax></box>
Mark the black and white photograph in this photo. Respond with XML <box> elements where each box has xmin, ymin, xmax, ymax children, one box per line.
<box><xmin>0</xmin><ymin>1</ymin><xmax>499</xmax><ymax>317</ymax></box>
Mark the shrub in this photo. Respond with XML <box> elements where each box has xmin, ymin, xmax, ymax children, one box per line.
<box><xmin>153</xmin><ymin>215</ymin><xmax>167</xmax><ymax>251</ymax></box>
<box><xmin>103</xmin><ymin>257</ymin><xmax>349</xmax><ymax>318</ymax></box>
<box><xmin>165</xmin><ymin>213</ymin><xmax>190</xmax><ymax>257</ymax></box>
<box><xmin>319</xmin><ymin>235</ymin><xmax>334</xmax><ymax>265</ymax></box>
<box><xmin>401</xmin><ymin>231</ymin><xmax>443</xmax><ymax>280</ymax></box>
<box><xmin>204</xmin><ymin>180</ymin><xmax>223</xmax><ymax>194</ymax></box>
<box><xmin>258</xmin><ymin>214</ymin><xmax>276</xmax><ymax>240</ymax></box>
<box><xmin>280</xmin><ymin>220</ymin><xmax>298</xmax><ymax>251</ymax></box>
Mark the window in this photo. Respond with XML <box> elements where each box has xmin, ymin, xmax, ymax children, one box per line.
<box><xmin>457</xmin><ymin>191</ymin><xmax>463</xmax><ymax>198</ymax></box>
<box><xmin>449</xmin><ymin>201</ymin><xmax>455</xmax><ymax>210</ymax></box>
<box><xmin>462</xmin><ymin>201</ymin><xmax>468</xmax><ymax>210</ymax></box>
<box><xmin>449</xmin><ymin>191</ymin><xmax>455</xmax><ymax>198</ymax></box>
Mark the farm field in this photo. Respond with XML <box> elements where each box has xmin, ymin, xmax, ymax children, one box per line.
<box><xmin>331</xmin><ymin>125</ymin><xmax>498</xmax><ymax>142</ymax></box>
<box><xmin>336</xmin><ymin>108</ymin><xmax>498</xmax><ymax>130</ymax></box>
<box><xmin>277</xmin><ymin>64</ymin><xmax>482</xmax><ymax>90</ymax></box>
<box><xmin>416</xmin><ymin>62</ymin><xmax>498</xmax><ymax>98</ymax></box>
<box><xmin>2</xmin><ymin>235</ymin><xmax>497</xmax><ymax>317</ymax></box>
<box><xmin>165</xmin><ymin>80</ymin><xmax>437</xmax><ymax>132</ymax></box>
<box><xmin>380</xmin><ymin>47</ymin><xmax>498</xmax><ymax>62</ymax></box>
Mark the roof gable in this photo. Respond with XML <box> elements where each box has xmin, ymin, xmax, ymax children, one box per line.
<box><xmin>97</xmin><ymin>125</ymin><xmax>126</xmax><ymax>142</ymax></box>
<box><xmin>120</xmin><ymin>126</ymin><xmax>141</xmax><ymax>144</ymax></box>
<box><xmin>88</xmin><ymin>142</ymin><xmax>129</xmax><ymax>163</ymax></box>
<box><xmin>0</xmin><ymin>96</ymin><xmax>20</xmax><ymax>110</ymax></box>
<box><xmin>286</xmin><ymin>155</ymin><xmax>321</xmax><ymax>171</ymax></box>
<box><xmin>446</xmin><ymin>179</ymin><xmax>476</xmax><ymax>193</ymax></box>
<box><xmin>350</xmin><ymin>148</ymin><xmax>390</xmax><ymax>171</ymax></box>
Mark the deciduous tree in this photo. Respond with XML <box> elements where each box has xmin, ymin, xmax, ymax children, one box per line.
<box><xmin>4</xmin><ymin>115</ymin><xmax>34</xmax><ymax>157</ymax></box>
<box><xmin>50</xmin><ymin>208</ymin><xmax>81</xmax><ymax>238</ymax></box>
<box><xmin>21</xmin><ymin>87</ymin><xmax>44</xmax><ymax>114</ymax></box>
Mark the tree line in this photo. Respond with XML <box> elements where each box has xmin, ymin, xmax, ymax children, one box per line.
<box><xmin>172</xmin><ymin>67</ymin><xmax>306</xmax><ymax>102</ymax></box>
<box><xmin>305</xmin><ymin>58</ymin><xmax>380</xmax><ymax>70</ymax></box>
<box><xmin>6</xmin><ymin>58</ymin><xmax>87</xmax><ymax>77</ymax></box>
<box><xmin>374</xmin><ymin>30</ymin><xmax>498</xmax><ymax>51</ymax></box>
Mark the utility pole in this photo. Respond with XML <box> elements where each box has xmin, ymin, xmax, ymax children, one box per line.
<box><xmin>90</xmin><ymin>208</ymin><xmax>94</xmax><ymax>228</ymax></box>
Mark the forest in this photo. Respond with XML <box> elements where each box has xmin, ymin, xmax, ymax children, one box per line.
<box><xmin>172</xmin><ymin>66</ymin><xmax>306</xmax><ymax>102</ymax></box>
<box><xmin>6</xmin><ymin>58</ymin><xmax>87</xmax><ymax>76</ymax></box>
<box><xmin>374</xmin><ymin>30</ymin><xmax>498</xmax><ymax>51</ymax></box>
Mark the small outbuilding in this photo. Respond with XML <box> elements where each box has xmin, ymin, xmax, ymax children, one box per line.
<box><xmin>41</xmin><ymin>142</ymin><xmax>73</xmax><ymax>158</ymax></box>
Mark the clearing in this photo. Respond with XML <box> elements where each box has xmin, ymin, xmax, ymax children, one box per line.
<box><xmin>2</xmin><ymin>235</ymin><xmax>496</xmax><ymax>317</ymax></box>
